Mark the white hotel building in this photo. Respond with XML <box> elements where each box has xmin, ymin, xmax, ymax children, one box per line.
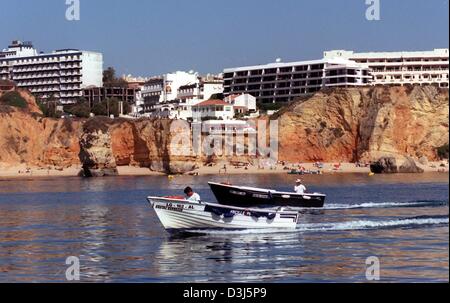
<box><xmin>141</xmin><ymin>71</ymin><xmax>199</xmax><ymax>111</ymax></box>
<box><xmin>223</xmin><ymin>58</ymin><xmax>371</xmax><ymax>104</ymax></box>
<box><xmin>141</xmin><ymin>71</ymin><xmax>224</xmax><ymax>119</ymax></box>
<box><xmin>0</xmin><ymin>40</ymin><xmax>103</xmax><ymax>104</ymax></box>
<box><xmin>324</xmin><ymin>48</ymin><xmax>449</xmax><ymax>88</ymax></box>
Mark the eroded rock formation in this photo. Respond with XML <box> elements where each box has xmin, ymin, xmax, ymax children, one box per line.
<box><xmin>276</xmin><ymin>85</ymin><xmax>449</xmax><ymax>163</ymax></box>
<box><xmin>1</xmin><ymin>86</ymin><xmax>448</xmax><ymax>176</ymax></box>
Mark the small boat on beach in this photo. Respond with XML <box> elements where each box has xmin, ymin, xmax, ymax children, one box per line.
<box><xmin>147</xmin><ymin>196</ymin><xmax>299</xmax><ymax>233</ymax></box>
<box><xmin>208</xmin><ymin>182</ymin><xmax>326</xmax><ymax>208</ymax></box>
<box><xmin>287</xmin><ymin>169</ymin><xmax>322</xmax><ymax>175</ymax></box>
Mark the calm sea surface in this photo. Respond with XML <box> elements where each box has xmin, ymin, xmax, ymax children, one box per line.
<box><xmin>0</xmin><ymin>173</ymin><xmax>448</xmax><ymax>282</ymax></box>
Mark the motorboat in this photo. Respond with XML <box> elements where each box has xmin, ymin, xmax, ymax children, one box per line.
<box><xmin>208</xmin><ymin>182</ymin><xmax>326</xmax><ymax>208</ymax></box>
<box><xmin>147</xmin><ymin>196</ymin><xmax>299</xmax><ymax>233</ymax></box>
<box><xmin>287</xmin><ymin>169</ymin><xmax>322</xmax><ymax>175</ymax></box>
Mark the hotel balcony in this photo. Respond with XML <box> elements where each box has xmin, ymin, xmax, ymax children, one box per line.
<box><xmin>60</xmin><ymin>71</ymin><xmax>81</xmax><ymax>76</ymax></box>
<box><xmin>59</xmin><ymin>57</ymin><xmax>82</xmax><ymax>62</ymax></box>
<box><xmin>59</xmin><ymin>64</ymin><xmax>81</xmax><ymax>69</ymax></box>
<box><xmin>60</xmin><ymin>78</ymin><xmax>81</xmax><ymax>84</ymax></box>
<box><xmin>60</xmin><ymin>86</ymin><xmax>81</xmax><ymax>91</ymax></box>
<box><xmin>13</xmin><ymin>73</ymin><xmax>60</xmax><ymax>80</ymax></box>
<box><xmin>28</xmin><ymin>87</ymin><xmax>60</xmax><ymax>93</ymax></box>
<box><xmin>362</xmin><ymin>60</ymin><xmax>449</xmax><ymax>67</ymax></box>
<box><xmin>13</xmin><ymin>65</ymin><xmax>60</xmax><ymax>73</ymax></box>
<box><xmin>17</xmin><ymin>80</ymin><xmax>60</xmax><ymax>86</ymax></box>
<box><xmin>60</xmin><ymin>92</ymin><xmax>82</xmax><ymax>97</ymax></box>
<box><xmin>13</xmin><ymin>59</ymin><xmax>60</xmax><ymax>66</ymax></box>
<box><xmin>372</xmin><ymin>69</ymin><xmax>448</xmax><ymax>75</ymax></box>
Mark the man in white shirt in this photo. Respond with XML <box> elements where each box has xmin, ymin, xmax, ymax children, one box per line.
<box><xmin>294</xmin><ymin>179</ymin><xmax>307</xmax><ymax>194</ymax></box>
<box><xmin>184</xmin><ymin>187</ymin><xmax>201</xmax><ymax>202</ymax></box>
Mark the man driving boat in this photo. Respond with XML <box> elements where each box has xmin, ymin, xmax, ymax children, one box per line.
<box><xmin>184</xmin><ymin>187</ymin><xmax>201</xmax><ymax>202</ymax></box>
<box><xmin>294</xmin><ymin>179</ymin><xmax>307</xmax><ymax>194</ymax></box>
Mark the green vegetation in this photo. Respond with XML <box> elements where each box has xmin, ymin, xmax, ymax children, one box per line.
<box><xmin>103</xmin><ymin>67</ymin><xmax>128</xmax><ymax>88</ymax></box>
<box><xmin>234</xmin><ymin>112</ymin><xmax>246</xmax><ymax>119</ymax></box>
<box><xmin>0</xmin><ymin>91</ymin><xmax>27</xmax><ymax>109</ymax></box>
<box><xmin>209</xmin><ymin>93</ymin><xmax>224</xmax><ymax>100</ymax></box>
<box><xmin>90</xmin><ymin>98</ymin><xmax>130</xmax><ymax>117</ymax></box>
<box><xmin>257</xmin><ymin>102</ymin><xmax>285</xmax><ymax>112</ymax></box>
<box><xmin>65</xmin><ymin>98</ymin><xmax>91</xmax><ymax>118</ymax></box>
<box><xmin>34</xmin><ymin>92</ymin><xmax>132</xmax><ymax>119</ymax></box>
<box><xmin>36</xmin><ymin>94</ymin><xmax>63</xmax><ymax>118</ymax></box>
<box><xmin>37</xmin><ymin>101</ymin><xmax>64</xmax><ymax>118</ymax></box>
<box><xmin>436</xmin><ymin>144</ymin><xmax>449</xmax><ymax>159</ymax></box>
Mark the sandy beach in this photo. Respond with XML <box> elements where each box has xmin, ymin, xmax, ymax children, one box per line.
<box><xmin>191</xmin><ymin>161</ymin><xmax>449</xmax><ymax>176</ymax></box>
<box><xmin>0</xmin><ymin>164</ymin><xmax>81</xmax><ymax>178</ymax></box>
<box><xmin>1</xmin><ymin>161</ymin><xmax>448</xmax><ymax>179</ymax></box>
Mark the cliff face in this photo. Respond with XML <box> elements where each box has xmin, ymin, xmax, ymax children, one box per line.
<box><xmin>276</xmin><ymin>86</ymin><xmax>449</xmax><ymax>162</ymax></box>
<box><xmin>0</xmin><ymin>89</ymin><xmax>82</xmax><ymax>168</ymax></box>
<box><xmin>0</xmin><ymin>89</ymin><xmax>201</xmax><ymax>174</ymax></box>
<box><xmin>80</xmin><ymin>118</ymin><xmax>199</xmax><ymax>175</ymax></box>
<box><xmin>0</xmin><ymin>86</ymin><xmax>448</xmax><ymax>175</ymax></box>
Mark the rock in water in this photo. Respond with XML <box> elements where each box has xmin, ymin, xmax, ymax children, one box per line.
<box><xmin>370</xmin><ymin>157</ymin><xmax>398</xmax><ymax>174</ymax></box>
<box><xmin>370</xmin><ymin>156</ymin><xmax>424</xmax><ymax>174</ymax></box>
<box><xmin>399</xmin><ymin>157</ymin><xmax>424</xmax><ymax>173</ymax></box>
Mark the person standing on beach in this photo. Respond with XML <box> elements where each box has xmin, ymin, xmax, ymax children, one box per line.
<box><xmin>294</xmin><ymin>179</ymin><xmax>307</xmax><ymax>194</ymax></box>
<box><xmin>184</xmin><ymin>187</ymin><xmax>201</xmax><ymax>202</ymax></box>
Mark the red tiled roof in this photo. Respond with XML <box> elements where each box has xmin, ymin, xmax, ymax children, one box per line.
<box><xmin>195</xmin><ymin>99</ymin><xmax>230</xmax><ymax>106</ymax></box>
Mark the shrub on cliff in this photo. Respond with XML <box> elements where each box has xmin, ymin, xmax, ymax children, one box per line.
<box><xmin>91</xmin><ymin>98</ymin><xmax>130</xmax><ymax>117</ymax></box>
<box><xmin>37</xmin><ymin>100</ymin><xmax>63</xmax><ymax>118</ymax></box>
<box><xmin>257</xmin><ymin>102</ymin><xmax>285</xmax><ymax>112</ymax></box>
<box><xmin>0</xmin><ymin>91</ymin><xmax>27</xmax><ymax>109</ymax></box>
<box><xmin>437</xmin><ymin>144</ymin><xmax>449</xmax><ymax>160</ymax></box>
<box><xmin>65</xmin><ymin>101</ymin><xmax>91</xmax><ymax>118</ymax></box>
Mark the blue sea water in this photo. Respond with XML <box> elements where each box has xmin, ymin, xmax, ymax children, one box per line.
<box><xmin>0</xmin><ymin>173</ymin><xmax>448</xmax><ymax>282</ymax></box>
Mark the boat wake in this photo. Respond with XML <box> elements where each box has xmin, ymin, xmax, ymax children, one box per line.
<box><xmin>315</xmin><ymin>200</ymin><xmax>448</xmax><ymax>210</ymax></box>
<box><xmin>185</xmin><ymin>215</ymin><xmax>449</xmax><ymax>235</ymax></box>
<box><xmin>297</xmin><ymin>215</ymin><xmax>449</xmax><ymax>232</ymax></box>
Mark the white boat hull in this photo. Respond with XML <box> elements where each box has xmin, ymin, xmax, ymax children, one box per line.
<box><xmin>148</xmin><ymin>197</ymin><xmax>299</xmax><ymax>232</ymax></box>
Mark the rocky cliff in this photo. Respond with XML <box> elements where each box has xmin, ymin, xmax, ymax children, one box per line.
<box><xmin>276</xmin><ymin>85</ymin><xmax>449</xmax><ymax>163</ymax></box>
<box><xmin>0</xmin><ymin>86</ymin><xmax>448</xmax><ymax>175</ymax></box>
<box><xmin>79</xmin><ymin>117</ymin><xmax>199</xmax><ymax>176</ymax></box>
<box><xmin>0</xmin><ymin>89</ymin><xmax>82</xmax><ymax>169</ymax></box>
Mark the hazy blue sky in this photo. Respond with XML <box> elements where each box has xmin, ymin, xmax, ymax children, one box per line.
<box><xmin>1</xmin><ymin>0</ymin><xmax>448</xmax><ymax>76</ymax></box>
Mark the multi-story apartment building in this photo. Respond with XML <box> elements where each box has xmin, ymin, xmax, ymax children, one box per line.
<box><xmin>141</xmin><ymin>71</ymin><xmax>224</xmax><ymax>116</ymax></box>
<box><xmin>141</xmin><ymin>71</ymin><xmax>199</xmax><ymax>111</ymax></box>
<box><xmin>223</xmin><ymin>58</ymin><xmax>371</xmax><ymax>104</ymax></box>
<box><xmin>323</xmin><ymin>48</ymin><xmax>449</xmax><ymax>87</ymax></box>
<box><xmin>0</xmin><ymin>40</ymin><xmax>103</xmax><ymax>104</ymax></box>
<box><xmin>177</xmin><ymin>76</ymin><xmax>223</xmax><ymax>104</ymax></box>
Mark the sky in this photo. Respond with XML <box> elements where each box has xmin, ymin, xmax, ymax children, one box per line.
<box><xmin>0</xmin><ymin>0</ymin><xmax>448</xmax><ymax>76</ymax></box>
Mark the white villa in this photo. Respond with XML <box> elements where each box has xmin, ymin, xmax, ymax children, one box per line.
<box><xmin>192</xmin><ymin>99</ymin><xmax>234</xmax><ymax>122</ymax></box>
<box><xmin>224</xmin><ymin>93</ymin><xmax>257</xmax><ymax>114</ymax></box>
